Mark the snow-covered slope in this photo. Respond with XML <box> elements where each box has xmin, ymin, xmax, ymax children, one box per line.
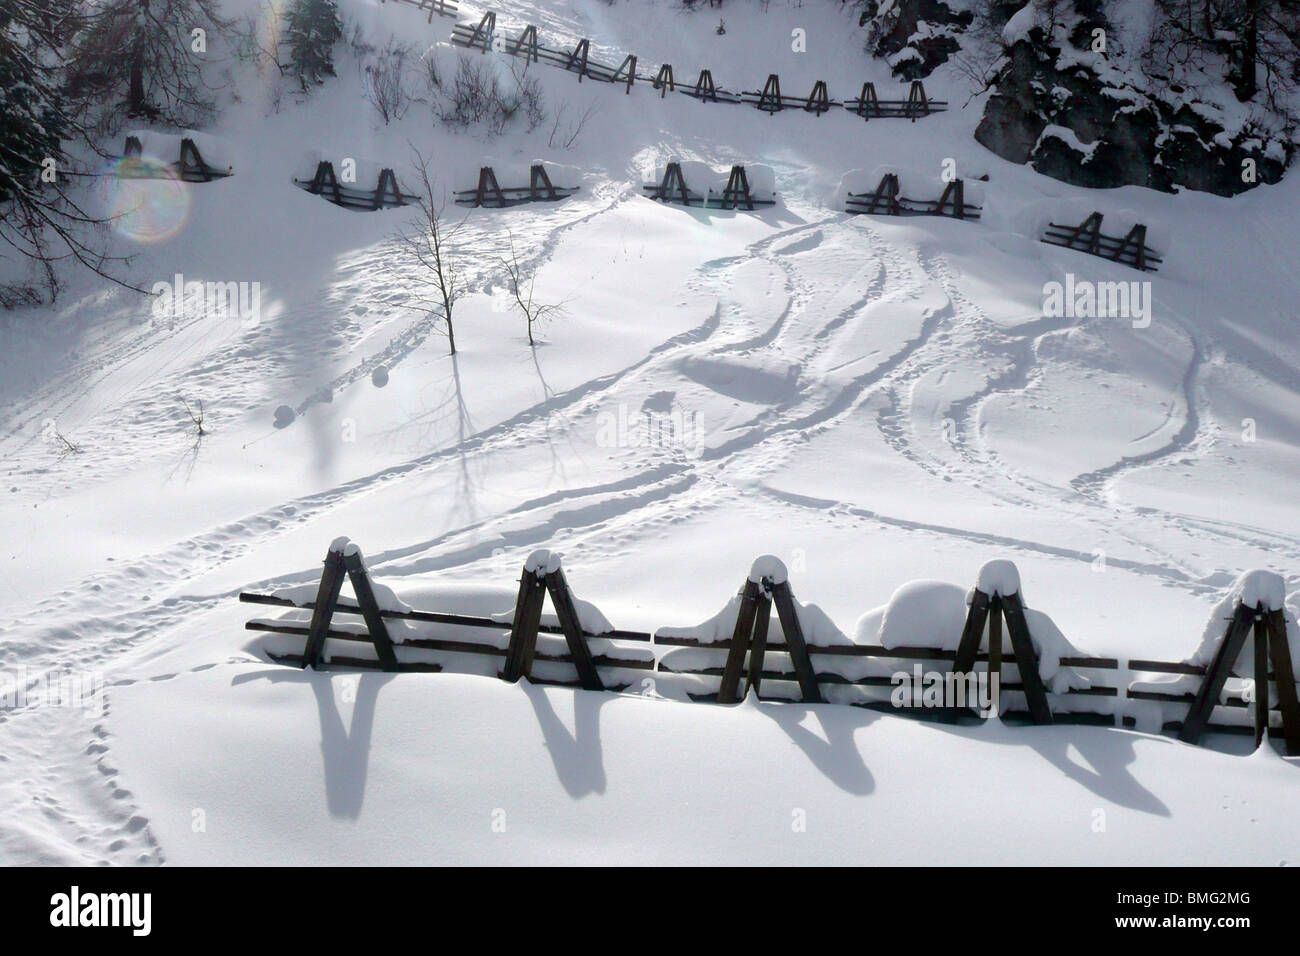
<box><xmin>1</xmin><ymin>0</ymin><xmax>1299</xmax><ymax>865</ymax></box>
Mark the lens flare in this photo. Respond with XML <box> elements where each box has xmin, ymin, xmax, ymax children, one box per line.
<box><xmin>100</xmin><ymin>155</ymin><xmax>191</xmax><ymax>244</ymax></box>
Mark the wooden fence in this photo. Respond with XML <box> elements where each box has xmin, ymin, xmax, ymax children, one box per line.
<box><xmin>121</xmin><ymin>136</ymin><xmax>231</xmax><ymax>183</ymax></box>
<box><xmin>241</xmin><ymin>542</ymin><xmax>1300</xmax><ymax>755</ymax></box>
<box><xmin>447</xmin><ymin>11</ymin><xmax>943</xmax><ymax>120</ymax></box>
<box><xmin>453</xmin><ymin>165</ymin><xmax>579</xmax><ymax>208</ymax></box>
<box><xmin>642</xmin><ymin>163</ymin><xmax>775</xmax><ymax>210</ymax></box>
<box><xmin>845</xmin><ymin>171</ymin><xmax>982</xmax><ymax>220</ymax></box>
<box><xmin>1041</xmin><ymin>212</ymin><xmax>1162</xmax><ymax>272</ymax></box>
<box><xmin>292</xmin><ymin>162</ymin><xmax>419</xmax><ymax>211</ymax></box>
<box><xmin>379</xmin><ymin>0</ymin><xmax>457</xmax><ymax>23</ymax></box>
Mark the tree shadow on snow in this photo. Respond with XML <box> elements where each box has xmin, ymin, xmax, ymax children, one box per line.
<box><xmin>520</xmin><ymin>680</ymin><xmax>609</xmax><ymax>799</ymax></box>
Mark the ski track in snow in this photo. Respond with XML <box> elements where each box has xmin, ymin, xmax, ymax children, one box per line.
<box><xmin>5</xmin><ymin>181</ymin><xmax>1300</xmax><ymax>862</ymax></box>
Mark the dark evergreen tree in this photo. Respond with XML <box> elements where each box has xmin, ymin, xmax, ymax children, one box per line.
<box><xmin>284</xmin><ymin>0</ymin><xmax>342</xmax><ymax>92</ymax></box>
<box><xmin>64</xmin><ymin>0</ymin><xmax>229</xmax><ymax>127</ymax></box>
<box><xmin>0</xmin><ymin>0</ymin><xmax>131</xmax><ymax>306</ymax></box>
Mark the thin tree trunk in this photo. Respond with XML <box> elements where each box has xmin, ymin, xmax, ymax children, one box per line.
<box><xmin>1239</xmin><ymin>0</ymin><xmax>1260</xmax><ymax>100</ymax></box>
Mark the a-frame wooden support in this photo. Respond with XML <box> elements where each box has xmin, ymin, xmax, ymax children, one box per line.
<box><xmin>1179</xmin><ymin>602</ymin><xmax>1300</xmax><ymax>754</ymax></box>
<box><xmin>612</xmin><ymin>54</ymin><xmax>637</xmax><ymax>93</ymax></box>
<box><xmin>906</xmin><ymin>79</ymin><xmax>930</xmax><ymax>121</ymax></box>
<box><xmin>653</xmin><ymin>63</ymin><xmax>675</xmax><ymax>97</ymax></box>
<box><xmin>756</xmin><ymin>73</ymin><xmax>782</xmax><ymax>113</ymax></box>
<box><xmin>307</xmin><ymin>161</ymin><xmax>342</xmax><ymax>206</ymax></box>
<box><xmin>178</xmin><ymin>138</ymin><xmax>209</xmax><ymax>180</ymax></box>
<box><xmin>1069</xmin><ymin>211</ymin><xmax>1105</xmax><ymax>255</ymax></box>
<box><xmin>301</xmin><ymin>539</ymin><xmax>400</xmax><ymax>671</ymax></box>
<box><xmin>467</xmin><ymin>11</ymin><xmax>495</xmax><ymax>51</ymax></box>
<box><xmin>567</xmin><ymin>38</ymin><xmax>591</xmax><ymax>81</ymax></box>
<box><xmin>693</xmin><ymin>68</ymin><xmax>718</xmax><ymax>102</ymax></box>
<box><xmin>1114</xmin><ymin>223</ymin><xmax>1149</xmax><ymax>271</ymax></box>
<box><xmin>952</xmin><ymin>586</ymin><xmax>1053</xmax><ymax>725</ymax></box>
<box><xmin>718</xmin><ymin>571</ymin><xmax>822</xmax><ymax>705</ymax></box>
<box><xmin>502</xmin><ymin>556</ymin><xmax>604</xmax><ymax>691</ymax></box>
<box><xmin>852</xmin><ymin>172</ymin><xmax>901</xmax><ymax>216</ymax></box>
<box><xmin>124</xmin><ymin>135</ymin><xmax>143</xmax><ymax>157</ymax></box>
<box><xmin>715</xmin><ymin>165</ymin><xmax>755</xmax><ymax>210</ymax></box>
<box><xmin>471</xmin><ymin>166</ymin><xmax>507</xmax><ymax>207</ymax></box>
<box><xmin>512</xmin><ymin>25</ymin><xmax>540</xmax><ymax>63</ymax></box>
<box><xmin>650</xmin><ymin>162</ymin><xmax>693</xmax><ymax>204</ymax></box>
<box><xmin>528</xmin><ymin>164</ymin><xmax>558</xmax><ymax>201</ymax></box>
<box><xmin>853</xmin><ymin>81</ymin><xmax>879</xmax><ymax>120</ymax></box>
<box><xmin>805</xmin><ymin>80</ymin><xmax>830</xmax><ymax>115</ymax></box>
<box><xmin>373</xmin><ymin>168</ymin><xmax>402</xmax><ymax>210</ymax></box>
<box><xmin>934</xmin><ymin>178</ymin><xmax>966</xmax><ymax>219</ymax></box>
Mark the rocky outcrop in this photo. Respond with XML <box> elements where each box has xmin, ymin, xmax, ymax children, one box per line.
<box><xmin>857</xmin><ymin>0</ymin><xmax>974</xmax><ymax>80</ymax></box>
<box><xmin>974</xmin><ymin>2</ymin><xmax>1291</xmax><ymax>196</ymax></box>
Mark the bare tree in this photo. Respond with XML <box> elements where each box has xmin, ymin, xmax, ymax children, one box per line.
<box><xmin>496</xmin><ymin>233</ymin><xmax>566</xmax><ymax>347</ymax></box>
<box><xmin>180</xmin><ymin>396</ymin><xmax>206</xmax><ymax>437</ymax></box>
<box><xmin>547</xmin><ymin>100</ymin><xmax>599</xmax><ymax>150</ymax></box>
<box><xmin>394</xmin><ymin>148</ymin><xmax>466</xmax><ymax>355</ymax></box>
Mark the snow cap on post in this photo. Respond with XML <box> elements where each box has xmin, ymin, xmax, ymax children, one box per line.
<box><xmin>748</xmin><ymin>555</ymin><xmax>788</xmax><ymax>586</ymax></box>
<box><xmin>329</xmin><ymin>536</ymin><xmax>351</xmax><ymax>555</ymax></box>
<box><xmin>1233</xmin><ymin>569</ymin><xmax>1287</xmax><ymax>611</ymax></box>
<box><xmin>524</xmin><ymin>549</ymin><xmax>563</xmax><ymax>576</ymax></box>
<box><xmin>976</xmin><ymin>559</ymin><xmax>1021</xmax><ymax>598</ymax></box>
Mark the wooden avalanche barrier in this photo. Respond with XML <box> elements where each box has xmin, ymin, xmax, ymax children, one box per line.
<box><xmin>121</xmin><ymin>135</ymin><xmax>232</xmax><ymax>183</ymax></box>
<box><xmin>293</xmin><ymin>162</ymin><xmax>418</xmax><ymax>211</ymax></box>
<box><xmin>380</xmin><ymin>0</ymin><xmax>457</xmax><ymax>22</ymax></box>
<box><xmin>453</xmin><ymin>165</ymin><xmax>579</xmax><ymax>208</ymax></box>
<box><xmin>844</xmin><ymin>80</ymin><xmax>946</xmax><ymax>121</ymax></box>
<box><xmin>1041</xmin><ymin>211</ymin><xmax>1162</xmax><ymax>271</ymax></box>
<box><xmin>241</xmin><ymin>542</ymin><xmax>1297</xmax><ymax>757</ymax></box>
<box><xmin>642</xmin><ymin>162</ymin><xmax>775</xmax><ymax>210</ymax></box>
<box><xmin>844</xmin><ymin>171</ymin><xmax>982</xmax><ymax>221</ymax></box>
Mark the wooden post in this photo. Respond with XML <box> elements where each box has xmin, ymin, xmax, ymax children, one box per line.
<box><xmin>718</xmin><ymin>579</ymin><xmax>762</xmax><ymax>704</ymax></box>
<box><xmin>999</xmin><ymin>592</ymin><xmax>1053</xmax><ymax>725</ymax></box>
<box><xmin>529</xmin><ymin>164</ymin><xmax>557</xmax><ymax>201</ymax></box>
<box><xmin>694</xmin><ymin>69</ymin><xmax>717</xmax><ymax>102</ymax></box>
<box><xmin>805</xmin><ymin>80</ymin><xmax>829</xmax><ymax>115</ymax></box>
<box><xmin>1253</xmin><ymin>604</ymin><xmax>1270</xmax><ymax>747</ymax></box>
<box><xmin>1179</xmin><ymin>603</ymin><xmax>1255</xmax><ymax>745</ymax></box>
<box><xmin>544</xmin><ymin>566</ymin><xmax>604</xmax><ymax>691</ymax></box>
<box><xmin>568</xmin><ymin>38</ymin><xmax>591</xmax><ymax>81</ymax></box>
<box><xmin>613</xmin><ymin>54</ymin><xmax>637</xmax><ymax>93</ymax></box>
<box><xmin>654</xmin><ymin>63</ymin><xmax>674</xmax><ymax>97</ymax></box>
<box><xmin>1265</xmin><ymin>609</ymin><xmax>1300</xmax><ymax>755</ymax></box>
<box><xmin>988</xmin><ymin>594</ymin><xmax>1002</xmax><ymax>708</ymax></box>
<box><xmin>124</xmin><ymin>135</ymin><xmax>143</xmax><ymax>157</ymax></box>
<box><xmin>907</xmin><ymin>80</ymin><xmax>929</xmax><ymax>121</ymax></box>
<box><xmin>468</xmin><ymin>11</ymin><xmax>495</xmax><ymax>51</ymax></box>
<box><xmin>308</xmin><ymin>161</ymin><xmax>342</xmax><ymax>206</ymax></box>
<box><xmin>341</xmin><ymin>547</ymin><xmax>401</xmax><ymax>671</ymax></box>
<box><xmin>935</xmin><ymin>179</ymin><xmax>965</xmax><ymax>219</ymax></box>
<box><xmin>503</xmin><ymin>564</ymin><xmax>546</xmax><ymax>682</ymax></box>
<box><xmin>770</xmin><ymin>580</ymin><xmax>823</xmax><ymax>704</ymax></box>
<box><xmin>474</xmin><ymin>167</ymin><xmax>506</xmax><ymax>207</ymax></box>
<box><xmin>513</xmin><ymin>25</ymin><xmax>539</xmax><ymax>63</ymax></box>
<box><xmin>373</xmin><ymin>168</ymin><xmax>402</xmax><ymax>210</ymax></box>
<box><xmin>756</xmin><ymin>73</ymin><xmax>782</xmax><ymax>113</ymax></box>
<box><xmin>745</xmin><ymin>595</ymin><xmax>773</xmax><ymax>698</ymax></box>
<box><xmin>855</xmin><ymin>81</ymin><xmax>879</xmax><ymax>120</ymax></box>
<box><xmin>950</xmin><ymin>588</ymin><xmax>992</xmax><ymax>722</ymax></box>
<box><xmin>653</xmin><ymin>162</ymin><xmax>692</xmax><ymax>205</ymax></box>
<box><xmin>716</xmin><ymin>165</ymin><xmax>754</xmax><ymax>211</ymax></box>
<box><xmin>302</xmin><ymin>541</ymin><xmax>349</xmax><ymax>669</ymax></box>
<box><xmin>1116</xmin><ymin>223</ymin><xmax>1148</xmax><ymax>270</ymax></box>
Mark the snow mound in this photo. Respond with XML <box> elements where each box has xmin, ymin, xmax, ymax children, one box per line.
<box><xmin>876</xmin><ymin>580</ymin><xmax>968</xmax><ymax>649</ymax></box>
<box><xmin>976</xmin><ymin>559</ymin><xmax>1021</xmax><ymax>597</ymax></box>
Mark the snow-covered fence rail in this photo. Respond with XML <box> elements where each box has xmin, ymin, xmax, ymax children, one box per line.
<box><xmin>451</xmin><ymin>13</ymin><xmax>642</xmax><ymax>92</ymax></box>
<box><xmin>842</xmin><ymin>169</ymin><xmax>983</xmax><ymax>221</ymax></box>
<box><xmin>453</xmin><ymin>164</ymin><xmax>579</xmax><ymax>209</ymax></box>
<box><xmin>379</xmin><ymin>0</ymin><xmax>457</xmax><ymax>23</ymax></box>
<box><xmin>657</xmin><ymin>558</ymin><xmax>1120</xmax><ymax>725</ymax></box>
<box><xmin>741</xmin><ymin>74</ymin><xmax>841</xmax><ymax>115</ymax></box>
<box><xmin>642</xmin><ymin>162</ymin><xmax>777</xmax><ymax>210</ymax></box>
<box><xmin>447</xmin><ymin>10</ymin><xmax>943</xmax><ymax>121</ymax></box>
<box><xmin>241</xmin><ymin>541</ymin><xmax>653</xmax><ymax>688</ymax></box>
<box><xmin>239</xmin><ymin>543</ymin><xmax>1298</xmax><ymax>755</ymax></box>
<box><xmin>121</xmin><ymin>134</ymin><xmax>232</xmax><ymax>183</ymax></box>
<box><xmin>1041</xmin><ymin>211</ymin><xmax>1162</xmax><ymax>272</ymax></box>
<box><xmin>292</xmin><ymin>162</ymin><xmax>418</xmax><ymax>211</ymax></box>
